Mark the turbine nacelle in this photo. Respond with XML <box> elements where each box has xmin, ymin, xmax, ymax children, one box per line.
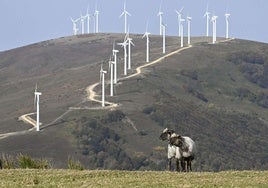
<box><xmin>225</xmin><ymin>13</ymin><xmax>231</xmax><ymax>19</ymax></box>
<box><xmin>187</xmin><ymin>16</ymin><xmax>192</xmax><ymax>21</ymax></box>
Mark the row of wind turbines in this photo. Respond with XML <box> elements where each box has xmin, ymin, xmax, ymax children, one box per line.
<box><xmin>70</xmin><ymin>1</ymin><xmax>231</xmax><ymax>45</ymax></box>
<box><xmin>32</xmin><ymin>2</ymin><xmax>232</xmax><ymax>132</ymax></box>
<box><xmin>70</xmin><ymin>4</ymin><xmax>100</xmax><ymax>35</ymax></box>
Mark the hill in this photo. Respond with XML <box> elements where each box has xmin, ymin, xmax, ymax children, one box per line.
<box><xmin>0</xmin><ymin>34</ymin><xmax>267</xmax><ymax>171</ymax></box>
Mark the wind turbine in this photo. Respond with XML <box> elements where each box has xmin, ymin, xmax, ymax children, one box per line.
<box><xmin>142</xmin><ymin>23</ymin><xmax>151</xmax><ymax>63</ymax></box>
<box><xmin>180</xmin><ymin>18</ymin><xmax>185</xmax><ymax>47</ymax></box>
<box><xmin>211</xmin><ymin>15</ymin><xmax>218</xmax><ymax>44</ymax></box>
<box><xmin>225</xmin><ymin>13</ymin><xmax>231</xmax><ymax>39</ymax></box>
<box><xmin>112</xmin><ymin>42</ymin><xmax>119</xmax><ymax>84</ymax></box>
<box><xmin>187</xmin><ymin>16</ymin><xmax>192</xmax><ymax>45</ymax></box>
<box><xmin>203</xmin><ymin>5</ymin><xmax>210</xmax><ymax>37</ymax></box>
<box><xmin>126</xmin><ymin>34</ymin><xmax>134</xmax><ymax>70</ymax></box>
<box><xmin>109</xmin><ymin>58</ymin><xmax>115</xmax><ymax>96</ymax></box>
<box><xmin>100</xmin><ymin>64</ymin><xmax>107</xmax><ymax>107</ymax></box>
<box><xmin>175</xmin><ymin>7</ymin><xmax>184</xmax><ymax>37</ymax></box>
<box><xmin>117</xmin><ymin>39</ymin><xmax>128</xmax><ymax>75</ymax></box>
<box><xmin>80</xmin><ymin>13</ymin><xmax>87</xmax><ymax>34</ymax></box>
<box><xmin>157</xmin><ymin>2</ymin><xmax>164</xmax><ymax>35</ymax></box>
<box><xmin>70</xmin><ymin>17</ymin><xmax>80</xmax><ymax>35</ymax></box>
<box><xmin>119</xmin><ymin>1</ymin><xmax>131</xmax><ymax>34</ymax></box>
<box><xmin>86</xmin><ymin>6</ymin><xmax>91</xmax><ymax>33</ymax></box>
<box><xmin>162</xmin><ymin>23</ymin><xmax>166</xmax><ymax>54</ymax></box>
<box><xmin>94</xmin><ymin>3</ymin><xmax>100</xmax><ymax>33</ymax></box>
<box><xmin>34</xmin><ymin>84</ymin><xmax>42</xmax><ymax>132</ymax></box>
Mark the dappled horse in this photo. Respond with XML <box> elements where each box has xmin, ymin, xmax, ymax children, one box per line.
<box><xmin>169</xmin><ymin>133</ymin><xmax>196</xmax><ymax>172</ymax></box>
<box><xmin>159</xmin><ymin>128</ymin><xmax>184</xmax><ymax>172</ymax></box>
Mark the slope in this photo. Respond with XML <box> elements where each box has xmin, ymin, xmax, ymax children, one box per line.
<box><xmin>0</xmin><ymin>34</ymin><xmax>267</xmax><ymax>171</ymax></box>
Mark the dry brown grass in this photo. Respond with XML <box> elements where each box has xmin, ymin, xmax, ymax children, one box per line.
<box><xmin>0</xmin><ymin>170</ymin><xmax>267</xmax><ymax>187</ymax></box>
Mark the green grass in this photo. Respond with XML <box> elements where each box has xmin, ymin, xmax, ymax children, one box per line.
<box><xmin>0</xmin><ymin>170</ymin><xmax>267</xmax><ymax>187</ymax></box>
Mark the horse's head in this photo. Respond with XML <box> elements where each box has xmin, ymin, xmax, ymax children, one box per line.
<box><xmin>170</xmin><ymin>133</ymin><xmax>183</xmax><ymax>147</ymax></box>
<box><xmin>159</xmin><ymin>128</ymin><xmax>174</xmax><ymax>141</ymax></box>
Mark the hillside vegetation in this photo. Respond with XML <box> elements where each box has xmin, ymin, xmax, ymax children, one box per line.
<box><xmin>0</xmin><ymin>34</ymin><xmax>267</xmax><ymax>171</ymax></box>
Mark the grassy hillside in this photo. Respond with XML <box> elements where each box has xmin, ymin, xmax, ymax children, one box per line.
<box><xmin>0</xmin><ymin>170</ymin><xmax>267</xmax><ymax>187</ymax></box>
<box><xmin>0</xmin><ymin>34</ymin><xmax>267</xmax><ymax>171</ymax></box>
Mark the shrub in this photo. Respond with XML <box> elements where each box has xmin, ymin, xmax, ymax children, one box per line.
<box><xmin>17</xmin><ymin>153</ymin><xmax>50</xmax><ymax>169</ymax></box>
<box><xmin>1</xmin><ymin>153</ymin><xmax>16</xmax><ymax>169</ymax></box>
<box><xmin>67</xmin><ymin>156</ymin><xmax>84</xmax><ymax>170</ymax></box>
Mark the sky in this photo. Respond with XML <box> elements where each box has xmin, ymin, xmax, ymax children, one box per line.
<box><xmin>0</xmin><ymin>0</ymin><xmax>267</xmax><ymax>51</ymax></box>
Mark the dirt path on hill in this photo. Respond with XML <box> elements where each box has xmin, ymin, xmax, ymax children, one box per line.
<box><xmin>11</xmin><ymin>38</ymin><xmax>234</xmax><ymax>138</ymax></box>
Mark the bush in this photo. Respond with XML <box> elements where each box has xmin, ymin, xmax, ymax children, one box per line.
<box><xmin>67</xmin><ymin>156</ymin><xmax>84</xmax><ymax>170</ymax></box>
<box><xmin>17</xmin><ymin>153</ymin><xmax>50</xmax><ymax>169</ymax></box>
<box><xmin>1</xmin><ymin>154</ymin><xmax>16</xmax><ymax>169</ymax></box>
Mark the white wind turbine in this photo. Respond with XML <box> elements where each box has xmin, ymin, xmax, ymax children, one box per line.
<box><xmin>34</xmin><ymin>84</ymin><xmax>42</xmax><ymax>132</ymax></box>
<box><xmin>225</xmin><ymin>13</ymin><xmax>231</xmax><ymax>39</ymax></box>
<box><xmin>109</xmin><ymin>58</ymin><xmax>115</xmax><ymax>96</ymax></box>
<box><xmin>100</xmin><ymin>64</ymin><xmax>107</xmax><ymax>107</ymax></box>
<box><xmin>117</xmin><ymin>38</ymin><xmax>128</xmax><ymax>75</ymax></box>
<box><xmin>162</xmin><ymin>23</ymin><xmax>166</xmax><ymax>54</ymax></box>
<box><xmin>112</xmin><ymin>42</ymin><xmax>119</xmax><ymax>84</ymax></box>
<box><xmin>126</xmin><ymin>34</ymin><xmax>134</xmax><ymax>70</ymax></box>
<box><xmin>180</xmin><ymin>18</ymin><xmax>185</xmax><ymax>47</ymax></box>
<box><xmin>157</xmin><ymin>2</ymin><xmax>164</xmax><ymax>35</ymax></box>
<box><xmin>175</xmin><ymin>7</ymin><xmax>184</xmax><ymax>37</ymax></box>
<box><xmin>70</xmin><ymin>17</ymin><xmax>80</xmax><ymax>35</ymax></box>
<box><xmin>119</xmin><ymin>1</ymin><xmax>131</xmax><ymax>34</ymax></box>
<box><xmin>142</xmin><ymin>23</ymin><xmax>151</xmax><ymax>63</ymax></box>
<box><xmin>94</xmin><ymin>3</ymin><xmax>100</xmax><ymax>33</ymax></box>
<box><xmin>211</xmin><ymin>15</ymin><xmax>218</xmax><ymax>44</ymax></box>
<box><xmin>80</xmin><ymin>13</ymin><xmax>87</xmax><ymax>34</ymax></box>
<box><xmin>187</xmin><ymin>16</ymin><xmax>192</xmax><ymax>45</ymax></box>
<box><xmin>203</xmin><ymin>5</ymin><xmax>210</xmax><ymax>37</ymax></box>
<box><xmin>86</xmin><ymin>6</ymin><xmax>91</xmax><ymax>34</ymax></box>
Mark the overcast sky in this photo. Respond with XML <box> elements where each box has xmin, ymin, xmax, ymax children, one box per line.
<box><xmin>0</xmin><ymin>0</ymin><xmax>267</xmax><ymax>51</ymax></box>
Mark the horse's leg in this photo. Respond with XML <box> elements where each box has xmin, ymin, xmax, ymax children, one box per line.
<box><xmin>189</xmin><ymin>160</ymin><xmax>192</xmax><ymax>172</ymax></box>
<box><xmin>176</xmin><ymin>158</ymin><xmax>180</xmax><ymax>172</ymax></box>
<box><xmin>181</xmin><ymin>158</ymin><xmax>186</xmax><ymax>172</ymax></box>
<box><xmin>168</xmin><ymin>158</ymin><xmax>171</xmax><ymax>171</ymax></box>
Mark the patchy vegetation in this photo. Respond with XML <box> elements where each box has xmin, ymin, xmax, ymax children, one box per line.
<box><xmin>70</xmin><ymin>110</ymin><xmax>160</xmax><ymax>170</ymax></box>
<box><xmin>0</xmin><ymin>170</ymin><xmax>267</xmax><ymax>187</ymax></box>
<box><xmin>228</xmin><ymin>51</ymin><xmax>268</xmax><ymax>88</ymax></box>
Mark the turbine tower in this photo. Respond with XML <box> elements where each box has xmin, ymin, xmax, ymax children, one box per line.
<box><xmin>109</xmin><ymin>59</ymin><xmax>115</xmax><ymax>96</ymax></box>
<box><xmin>142</xmin><ymin>23</ymin><xmax>151</xmax><ymax>63</ymax></box>
<box><xmin>80</xmin><ymin>13</ymin><xmax>87</xmax><ymax>34</ymax></box>
<box><xmin>203</xmin><ymin>5</ymin><xmax>210</xmax><ymax>37</ymax></box>
<box><xmin>86</xmin><ymin>6</ymin><xmax>91</xmax><ymax>34</ymax></box>
<box><xmin>180</xmin><ymin>18</ymin><xmax>185</xmax><ymax>47</ymax></box>
<box><xmin>187</xmin><ymin>16</ymin><xmax>192</xmax><ymax>45</ymax></box>
<box><xmin>94</xmin><ymin>4</ymin><xmax>100</xmax><ymax>33</ymax></box>
<box><xmin>175</xmin><ymin>7</ymin><xmax>184</xmax><ymax>37</ymax></box>
<box><xmin>126</xmin><ymin>35</ymin><xmax>134</xmax><ymax>70</ymax></box>
<box><xmin>225</xmin><ymin>13</ymin><xmax>231</xmax><ymax>39</ymax></box>
<box><xmin>70</xmin><ymin>17</ymin><xmax>80</xmax><ymax>35</ymax></box>
<box><xmin>162</xmin><ymin>23</ymin><xmax>166</xmax><ymax>54</ymax></box>
<box><xmin>117</xmin><ymin>39</ymin><xmax>128</xmax><ymax>75</ymax></box>
<box><xmin>112</xmin><ymin>42</ymin><xmax>119</xmax><ymax>84</ymax></box>
<box><xmin>211</xmin><ymin>15</ymin><xmax>218</xmax><ymax>44</ymax></box>
<box><xmin>119</xmin><ymin>1</ymin><xmax>131</xmax><ymax>34</ymax></box>
<box><xmin>100</xmin><ymin>64</ymin><xmax>107</xmax><ymax>107</ymax></box>
<box><xmin>157</xmin><ymin>3</ymin><xmax>164</xmax><ymax>35</ymax></box>
<box><xmin>34</xmin><ymin>84</ymin><xmax>42</xmax><ymax>132</ymax></box>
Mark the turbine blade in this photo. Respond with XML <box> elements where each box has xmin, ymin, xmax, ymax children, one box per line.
<box><xmin>119</xmin><ymin>12</ymin><xmax>124</xmax><ymax>18</ymax></box>
<box><xmin>180</xmin><ymin>7</ymin><xmax>184</xmax><ymax>13</ymax></box>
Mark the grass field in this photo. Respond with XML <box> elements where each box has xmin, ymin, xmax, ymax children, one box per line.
<box><xmin>0</xmin><ymin>170</ymin><xmax>267</xmax><ymax>187</ymax></box>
